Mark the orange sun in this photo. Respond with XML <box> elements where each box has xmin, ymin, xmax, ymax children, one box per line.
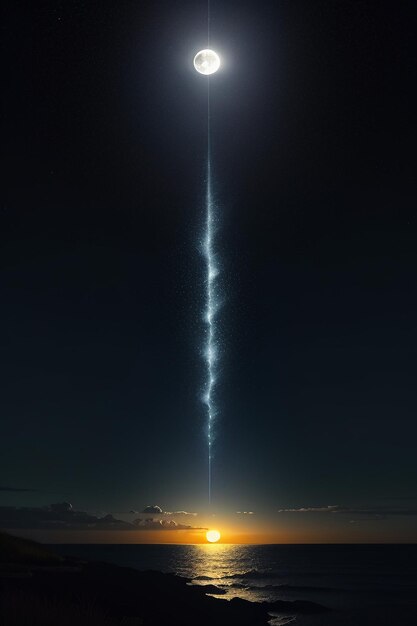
<box><xmin>206</xmin><ymin>529</ymin><xmax>221</xmax><ymax>543</ymax></box>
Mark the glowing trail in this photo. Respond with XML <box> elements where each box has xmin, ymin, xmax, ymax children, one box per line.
<box><xmin>203</xmin><ymin>97</ymin><xmax>218</xmax><ymax>503</ymax></box>
<box><xmin>198</xmin><ymin>1</ymin><xmax>221</xmax><ymax>504</ymax></box>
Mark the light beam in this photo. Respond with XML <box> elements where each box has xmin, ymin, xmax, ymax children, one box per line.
<box><xmin>196</xmin><ymin>1</ymin><xmax>221</xmax><ymax>505</ymax></box>
<box><xmin>203</xmin><ymin>130</ymin><xmax>219</xmax><ymax>504</ymax></box>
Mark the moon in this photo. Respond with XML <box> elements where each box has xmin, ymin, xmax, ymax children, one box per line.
<box><xmin>206</xmin><ymin>529</ymin><xmax>221</xmax><ymax>543</ymax></box>
<box><xmin>194</xmin><ymin>49</ymin><xmax>221</xmax><ymax>75</ymax></box>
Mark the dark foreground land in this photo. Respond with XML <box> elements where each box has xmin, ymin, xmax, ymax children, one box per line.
<box><xmin>0</xmin><ymin>532</ymin><xmax>328</xmax><ymax>626</ymax></box>
<box><xmin>3</xmin><ymin>534</ymin><xmax>416</xmax><ymax>626</ymax></box>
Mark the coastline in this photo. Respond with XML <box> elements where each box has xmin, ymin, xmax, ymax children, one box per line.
<box><xmin>1</xmin><ymin>559</ymin><xmax>328</xmax><ymax>626</ymax></box>
<box><xmin>0</xmin><ymin>533</ymin><xmax>327</xmax><ymax>625</ymax></box>
<box><xmin>3</xmin><ymin>534</ymin><xmax>417</xmax><ymax>625</ymax></box>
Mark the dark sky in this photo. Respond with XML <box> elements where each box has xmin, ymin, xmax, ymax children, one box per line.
<box><xmin>2</xmin><ymin>1</ymin><xmax>417</xmax><ymax>539</ymax></box>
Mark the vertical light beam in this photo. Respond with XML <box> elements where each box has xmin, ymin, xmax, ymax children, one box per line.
<box><xmin>203</xmin><ymin>78</ymin><xmax>219</xmax><ymax>502</ymax></box>
<box><xmin>201</xmin><ymin>0</ymin><xmax>219</xmax><ymax>505</ymax></box>
<box><xmin>207</xmin><ymin>0</ymin><xmax>214</xmax><ymax>505</ymax></box>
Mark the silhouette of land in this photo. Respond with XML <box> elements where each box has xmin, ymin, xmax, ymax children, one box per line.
<box><xmin>0</xmin><ymin>532</ymin><xmax>328</xmax><ymax>625</ymax></box>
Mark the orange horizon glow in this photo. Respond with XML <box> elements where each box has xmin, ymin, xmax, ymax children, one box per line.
<box><xmin>7</xmin><ymin>527</ymin><xmax>417</xmax><ymax>545</ymax></box>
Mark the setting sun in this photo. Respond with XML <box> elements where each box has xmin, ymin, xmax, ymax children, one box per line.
<box><xmin>206</xmin><ymin>529</ymin><xmax>221</xmax><ymax>543</ymax></box>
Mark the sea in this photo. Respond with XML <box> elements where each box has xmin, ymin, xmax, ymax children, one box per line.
<box><xmin>52</xmin><ymin>544</ymin><xmax>417</xmax><ymax>625</ymax></box>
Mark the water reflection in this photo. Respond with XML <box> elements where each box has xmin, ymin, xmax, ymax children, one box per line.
<box><xmin>171</xmin><ymin>544</ymin><xmax>254</xmax><ymax>581</ymax></box>
<box><xmin>166</xmin><ymin>544</ymin><xmax>272</xmax><ymax>602</ymax></box>
<box><xmin>52</xmin><ymin>543</ymin><xmax>415</xmax><ymax>619</ymax></box>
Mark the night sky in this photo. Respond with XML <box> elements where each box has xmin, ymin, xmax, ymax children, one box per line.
<box><xmin>2</xmin><ymin>0</ymin><xmax>417</xmax><ymax>542</ymax></box>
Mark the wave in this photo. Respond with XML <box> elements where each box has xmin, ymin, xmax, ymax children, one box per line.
<box><xmin>224</xmin><ymin>570</ymin><xmax>286</xmax><ymax>580</ymax></box>
<box><xmin>194</xmin><ymin>570</ymin><xmax>315</xmax><ymax>582</ymax></box>
<box><xmin>222</xmin><ymin>569</ymin><xmax>338</xmax><ymax>581</ymax></box>
<box><xmin>229</xmin><ymin>582</ymin><xmax>339</xmax><ymax>592</ymax></box>
<box><xmin>193</xmin><ymin>571</ymin><xmax>279</xmax><ymax>581</ymax></box>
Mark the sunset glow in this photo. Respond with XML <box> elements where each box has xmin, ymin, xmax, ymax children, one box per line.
<box><xmin>206</xmin><ymin>529</ymin><xmax>221</xmax><ymax>543</ymax></box>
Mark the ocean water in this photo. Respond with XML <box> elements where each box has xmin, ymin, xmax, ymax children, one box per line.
<box><xmin>52</xmin><ymin>544</ymin><xmax>417</xmax><ymax>625</ymax></box>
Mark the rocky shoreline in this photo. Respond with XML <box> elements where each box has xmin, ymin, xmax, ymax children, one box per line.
<box><xmin>0</xmin><ymin>533</ymin><xmax>328</xmax><ymax>625</ymax></box>
<box><xmin>1</xmin><ymin>562</ymin><xmax>329</xmax><ymax>626</ymax></box>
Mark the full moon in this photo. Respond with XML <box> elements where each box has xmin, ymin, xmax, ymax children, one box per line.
<box><xmin>194</xmin><ymin>49</ymin><xmax>221</xmax><ymax>75</ymax></box>
<box><xmin>206</xmin><ymin>529</ymin><xmax>221</xmax><ymax>543</ymax></box>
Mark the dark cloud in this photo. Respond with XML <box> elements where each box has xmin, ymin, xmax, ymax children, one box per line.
<box><xmin>0</xmin><ymin>504</ymin><xmax>131</xmax><ymax>530</ymax></box>
<box><xmin>277</xmin><ymin>505</ymin><xmax>417</xmax><ymax>519</ymax></box>
<box><xmin>0</xmin><ymin>487</ymin><xmax>38</xmax><ymax>492</ymax></box>
<box><xmin>49</xmin><ymin>502</ymin><xmax>73</xmax><ymax>513</ymax></box>
<box><xmin>0</xmin><ymin>504</ymin><xmax>202</xmax><ymax>531</ymax></box>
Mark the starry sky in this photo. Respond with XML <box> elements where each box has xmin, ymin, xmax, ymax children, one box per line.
<box><xmin>2</xmin><ymin>0</ymin><xmax>417</xmax><ymax>543</ymax></box>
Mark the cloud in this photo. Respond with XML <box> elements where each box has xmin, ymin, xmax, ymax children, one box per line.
<box><xmin>277</xmin><ymin>505</ymin><xmax>417</xmax><ymax>519</ymax></box>
<box><xmin>142</xmin><ymin>505</ymin><xmax>163</xmax><ymax>515</ymax></box>
<box><xmin>132</xmin><ymin>518</ymin><xmax>203</xmax><ymax>530</ymax></box>
<box><xmin>164</xmin><ymin>510</ymin><xmax>197</xmax><ymax>517</ymax></box>
<box><xmin>236</xmin><ymin>511</ymin><xmax>255</xmax><ymax>515</ymax></box>
<box><xmin>278</xmin><ymin>506</ymin><xmax>339</xmax><ymax>513</ymax></box>
<box><xmin>0</xmin><ymin>504</ymin><xmax>203</xmax><ymax>531</ymax></box>
<box><xmin>141</xmin><ymin>505</ymin><xmax>197</xmax><ymax>517</ymax></box>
